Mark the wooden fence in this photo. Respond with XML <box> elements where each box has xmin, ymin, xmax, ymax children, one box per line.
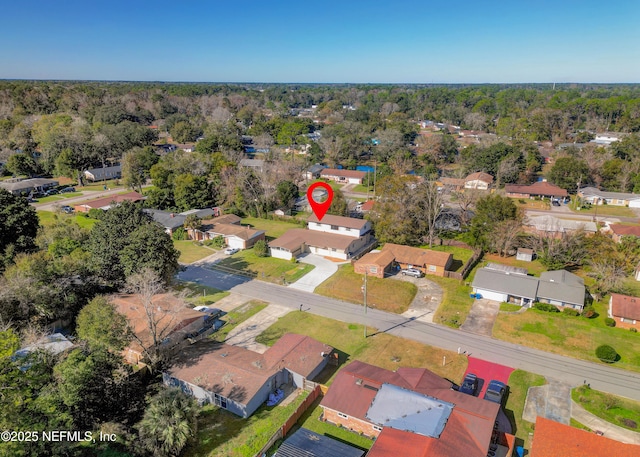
<box><xmin>460</xmin><ymin>249</ymin><xmax>483</xmax><ymax>280</ymax></box>
<box><xmin>254</xmin><ymin>384</ymin><xmax>323</xmax><ymax>457</ymax></box>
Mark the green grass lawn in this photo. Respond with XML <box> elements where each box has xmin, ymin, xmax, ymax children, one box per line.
<box><xmin>493</xmin><ymin>300</ymin><xmax>640</xmax><ymax>372</ymax></box>
<box><xmin>77</xmin><ymin>179</ymin><xmax>123</xmax><ymax>192</ymax></box>
<box><xmin>481</xmin><ymin>254</ymin><xmax>548</xmax><ymax>277</ymax></box>
<box><xmin>216</xmin><ymin>249</ymin><xmax>314</xmax><ymax>284</ymax></box>
<box><xmin>309</xmin><ymin>178</ymin><xmax>344</xmax><ymax>191</ymax></box>
<box><xmin>421</xmin><ymin>244</ymin><xmax>474</xmax><ymax>272</ymax></box>
<box><xmin>173</xmin><ymin>282</ymin><xmax>230</xmax><ymax>307</ymax></box>
<box><xmin>174</xmin><ymin>240</ymin><xmax>216</xmax><ymax>264</ymax></box>
<box><xmin>351</xmin><ymin>183</ymin><xmax>374</xmax><ymax>193</ymax></box>
<box><xmin>240</xmin><ymin>216</ymin><xmax>304</xmax><ymax>240</ymax></box>
<box><xmin>314</xmin><ymin>264</ymin><xmax>418</xmax><ymax>314</ymax></box>
<box><xmin>572</xmin><ymin>384</ymin><xmax>640</xmax><ymax>431</ymax></box>
<box><xmin>37</xmin><ymin>210</ymin><xmax>99</xmax><ymax>230</ymax></box>
<box><xmin>572</xmin><ymin>204</ymin><xmax>638</xmax><ymax>218</ymax></box>
<box><xmin>36</xmin><ymin>192</ymin><xmax>83</xmax><ymax>203</ymax></box>
<box><xmin>210</xmin><ymin>301</ymin><xmax>268</xmax><ymax>343</ymax></box>
<box><xmin>505</xmin><ymin>370</ymin><xmax>546</xmax><ymax>450</ymax></box>
<box><xmin>183</xmin><ymin>390</ymin><xmax>310</xmax><ymax>457</ymax></box>
<box><xmin>431</xmin><ymin>275</ymin><xmax>474</xmax><ymax>328</ymax></box>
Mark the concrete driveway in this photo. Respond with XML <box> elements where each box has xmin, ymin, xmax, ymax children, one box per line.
<box><xmin>396</xmin><ymin>274</ymin><xmax>444</xmax><ymax>323</ymax></box>
<box><xmin>523</xmin><ymin>380</ymin><xmax>572</xmax><ymax>425</ymax></box>
<box><xmin>460</xmin><ymin>299</ymin><xmax>501</xmax><ymax>336</ymax></box>
<box><xmin>224</xmin><ymin>304</ymin><xmax>291</xmax><ymax>353</ymax></box>
<box><xmin>288</xmin><ymin>254</ymin><xmax>344</xmax><ymax>292</ymax></box>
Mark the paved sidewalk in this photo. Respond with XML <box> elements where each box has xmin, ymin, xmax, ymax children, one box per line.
<box><xmin>571</xmin><ymin>400</ymin><xmax>640</xmax><ymax>444</ymax></box>
<box><xmin>288</xmin><ymin>254</ymin><xmax>344</xmax><ymax>292</ymax></box>
<box><xmin>224</xmin><ymin>304</ymin><xmax>291</xmax><ymax>353</ymax></box>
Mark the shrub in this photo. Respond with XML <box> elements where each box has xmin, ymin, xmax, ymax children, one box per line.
<box><xmin>563</xmin><ymin>308</ymin><xmax>579</xmax><ymax>317</ymax></box>
<box><xmin>582</xmin><ymin>306</ymin><xmax>596</xmax><ymax>318</ymax></box>
<box><xmin>604</xmin><ymin>317</ymin><xmax>616</xmax><ymax>327</ymax></box>
<box><xmin>172</xmin><ymin>227</ymin><xmax>187</xmax><ymax>240</ymax></box>
<box><xmin>87</xmin><ymin>208</ymin><xmax>103</xmax><ymax>220</ymax></box>
<box><xmin>631</xmin><ymin>328</ymin><xmax>638</xmax><ymax>333</ymax></box>
<box><xmin>595</xmin><ymin>344</ymin><xmax>618</xmax><ymax>363</ymax></box>
<box><xmin>622</xmin><ymin>418</ymin><xmax>638</xmax><ymax>429</ymax></box>
<box><xmin>204</xmin><ymin>236</ymin><xmax>225</xmax><ymax>249</ymax></box>
<box><xmin>253</xmin><ymin>240</ymin><xmax>269</xmax><ymax>257</ymax></box>
<box><xmin>533</xmin><ymin>302</ymin><xmax>560</xmax><ymax>313</ymax></box>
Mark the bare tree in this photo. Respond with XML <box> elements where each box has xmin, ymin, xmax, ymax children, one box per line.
<box><xmin>415</xmin><ymin>181</ymin><xmax>446</xmax><ymax>248</ymax></box>
<box><xmin>487</xmin><ymin>219</ymin><xmax>522</xmax><ymax>257</ymax></box>
<box><xmin>588</xmin><ymin>257</ymin><xmax>627</xmax><ymax>298</ymax></box>
<box><xmin>452</xmin><ymin>189</ymin><xmax>480</xmax><ymax>225</ymax></box>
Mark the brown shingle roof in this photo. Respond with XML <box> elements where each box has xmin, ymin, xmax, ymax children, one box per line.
<box><xmin>381</xmin><ymin>243</ymin><xmax>452</xmax><ymax>268</ymax></box>
<box><xmin>440</xmin><ymin>177</ymin><xmax>465</xmax><ymax>187</ymax></box>
<box><xmin>354</xmin><ymin>250</ymin><xmax>395</xmax><ymax>268</ymax></box>
<box><xmin>610</xmin><ymin>293</ymin><xmax>640</xmax><ymax>321</ymax></box>
<box><xmin>609</xmin><ymin>224</ymin><xmax>640</xmax><ymax>237</ymax></box>
<box><xmin>530</xmin><ymin>416</ymin><xmax>640</xmax><ymax>457</ymax></box>
<box><xmin>320</xmin><ymin>168</ymin><xmax>367</xmax><ymax>179</ymax></box>
<box><xmin>505</xmin><ymin>181</ymin><xmax>568</xmax><ymax>197</ymax></box>
<box><xmin>205</xmin><ymin>223</ymin><xmax>264</xmax><ymax>241</ymax></box>
<box><xmin>465</xmin><ymin>172</ymin><xmax>494</xmax><ymax>183</ymax></box>
<box><xmin>74</xmin><ymin>191</ymin><xmax>144</xmax><ymax>210</ymax></box>
<box><xmin>269</xmin><ymin>228</ymin><xmax>358</xmax><ymax>252</ymax></box>
<box><xmin>308</xmin><ymin>213</ymin><xmax>369</xmax><ymax>230</ymax></box>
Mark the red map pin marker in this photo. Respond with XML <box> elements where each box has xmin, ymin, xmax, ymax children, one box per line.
<box><xmin>307</xmin><ymin>182</ymin><xmax>334</xmax><ymax>221</ymax></box>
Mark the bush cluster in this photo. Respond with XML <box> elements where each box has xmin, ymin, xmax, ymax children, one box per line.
<box><xmin>562</xmin><ymin>308</ymin><xmax>579</xmax><ymax>317</ymax></box>
<box><xmin>595</xmin><ymin>344</ymin><xmax>618</xmax><ymax>363</ymax></box>
<box><xmin>533</xmin><ymin>302</ymin><xmax>560</xmax><ymax>313</ymax></box>
<box><xmin>604</xmin><ymin>317</ymin><xmax>616</xmax><ymax>327</ymax></box>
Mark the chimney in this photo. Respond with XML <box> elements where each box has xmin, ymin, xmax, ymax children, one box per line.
<box><xmin>170</xmin><ymin>213</ymin><xmax>174</xmax><ymax>218</ymax></box>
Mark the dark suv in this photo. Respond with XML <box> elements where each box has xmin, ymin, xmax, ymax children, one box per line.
<box><xmin>483</xmin><ymin>380</ymin><xmax>507</xmax><ymax>405</ymax></box>
<box><xmin>459</xmin><ymin>373</ymin><xmax>478</xmax><ymax>396</ymax></box>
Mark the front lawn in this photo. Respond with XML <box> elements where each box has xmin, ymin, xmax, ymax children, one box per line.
<box><xmin>183</xmin><ymin>390</ymin><xmax>309</xmax><ymax>457</ymax></box>
<box><xmin>173</xmin><ymin>282</ymin><xmax>230</xmax><ymax>306</ymax></box>
<box><xmin>216</xmin><ymin>249</ymin><xmax>314</xmax><ymax>284</ymax></box>
<box><xmin>210</xmin><ymin>301</ymin><xmax>268</xmax><ymax>343</ymax></box>
<box><xmin>37</xmin><ymin>210</ymin><xmax>99</xmax><ymax>230</ymax></box>
<box><xmin>240</xmin><ymin>216</ymin><xmax>304</xmax><ymax>240</ymax></box>
<box><xmin>314</xmin><ymin>264</ymin><xmax>418</xmax><ymax>314</ymax></box>
<box><xmin>493</xmin><ymin>300</ymin><xmax>640</xmax><ymax>372</ymax></box>
<box><xmin>431</xmin><ymin>275</ymin><xmax>474</xmax><ymax>328</ymax></box>
<box><xmin>572</xmin><ymin>384</ymin><xmax>640</xmax><ymax>432</ymax></box>
<box><xmin>423</xmin><ymin>244</ymin><xmax>474</xmax><ymax>272</ymax></box>
<box><xmin>505</xmin><ymin>370</ymin><xmax>546</xmax><ymax>450</ymax></box>
<box><xmin>256</xmin><ymin>311</ymin><xmax>467</xmax><ymax>383</ymax></box>
<box><xmin>351</xmin><ymin>183</ymin><xmax>373</xmax><ymax>193</ymax></box>
<box><xmin>572</xmin><ymin>204</ymin><xmax>638</xmax><ymax>218</ymax></box>
<box><xmin>174</xmin><ymin>240</ymin><xmax>216</xmax><ymax>264</ymax></box>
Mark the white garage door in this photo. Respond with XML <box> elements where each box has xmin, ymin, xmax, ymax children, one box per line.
<box><xmin>474</xmin><ymin>289</ymin><xmax>507</xmax><ymax>302</ymax></box>
<box><xmin>227</xmin><ymin>237</ymin><xmax>244</xmax><ymax>249</ymax></box>
<box><xmin>629</xmin><ymin>199</ymin><xmax>640</xmax><ymax>208</ymax></box>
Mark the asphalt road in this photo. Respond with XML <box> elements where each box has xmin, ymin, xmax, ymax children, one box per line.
<box><xmin>179</xmin><ymin>266</ymin><xmax>640</xmax><ymax>401</ymax></box>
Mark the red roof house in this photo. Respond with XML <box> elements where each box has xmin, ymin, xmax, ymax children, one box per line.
<box><xmin>609</xmin><ymin>293</ymin><xmax>640</xmax><ymax>328</ymax></box>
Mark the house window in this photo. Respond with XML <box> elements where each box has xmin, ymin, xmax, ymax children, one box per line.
<box><xmin>428</xmin><ymin>265</ymin><xmax>436</xmax><ymax>272</ymax></box>
<box><xmin>373</xmin><ymin>425</ymin><xmax>382</xmax><ymax>432</ymax></box>
<box><xmin>337</xmin><ymin>412</ymin><xmax>348</xmax><ymax>419</ymax></box>
<box><xmin>370</xmin><ymin>266</ymin><xmax>378</xmax><ymax>274</ymax></box>
<box><xmin>214</xmin><ymin>393</ymin><xmax>228</xmax><ymax>409</ymax></box>
<box><xmin>316</xmin><ymin>223</ymin><xmax>322</xmax><ymax>227</ymax></box>
<box><xmin>331</xmin><ymin>225</ymin><xmax>339</xmax><ymax>230</ymax></box>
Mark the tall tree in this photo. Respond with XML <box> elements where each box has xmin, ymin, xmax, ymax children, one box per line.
<box><xmin>547</xmin><ymin>156</ymin><xmax>591</xmax><ymax>193</ymax></box>
<box><xmin>76</xmin><ymin>296</ymin><xmax>131</xmax><ymax>352</ymax></box>
<box><xmin>470</xmin><ymin>194</ymin><xmax>520</xmax><ymax>250</ymax></box>
<box><xmin>0</xmin><ymin>189</ymin><xmax>39</xmax><ymax>270</ymax></box>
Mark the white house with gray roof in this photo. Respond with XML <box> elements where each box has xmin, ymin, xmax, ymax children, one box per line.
<box><xmin>472</xmin><ymin>267</ymin><xmax>586</xmax><ymax>310</ymax></box>
<box><xmin>577</xmin><ymin>187</ymin><xmax>640</xmax><ymax>208</ymax></box>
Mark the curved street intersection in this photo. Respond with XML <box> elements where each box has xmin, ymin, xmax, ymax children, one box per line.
<box><xmin>179</xmin><ymin>265</ymin><xmax>640</xmax><ymax>402</ymax></box>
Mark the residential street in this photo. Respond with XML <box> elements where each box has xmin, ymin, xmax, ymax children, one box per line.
<box><xmin>179</xmin><ymin>265</ymin><xmax>640</xmax><ymax>402</ymax></box>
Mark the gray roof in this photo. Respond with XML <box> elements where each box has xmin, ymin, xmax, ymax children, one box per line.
<box><xmin>84</xmin><ymin>165</ymin><xmax>121</xmax><ymax>180</ymax></box>
<box><xmin>472</xmin><ymin>268</ymin><xmax>539</xmax><ymax>300</ymax></box>
<box><xmin>239</xmin><ymin>159</ymin><xmax>265</xmax><ymax>168</ymax></box>
<box><xmin>13</xmin><ymin>333</ymin><xmax>73</xmax><ymax>358</ymax></box>
<box><xmin>527</xmin><ymin>215</ymin><xmax>597</xmax><ymax>233</ymax></box>
<box><xmin>144</xmin><ymin>209</ymin><xmax>186</xmax><ymax>229</ymax></box>
<box><xmin>0</xmin><ymin>178</ymin><xmax>58</xmax><ymax>192</ymax></box>
<box><xmin>537</xmin><ymin>270</ymin><xmax>585</xmax><ymax>306</ymax></box>
<box><xmin>275</xmin><ymin>427</ymin><xmax>364</xmax><ymax>457</ymax></box>
<box><xmin>578</xmin><ymin>186</ymin><xmax>640</xmax><ymax>202</ymax></box>
<box><xmin>365</xmin><ymin>383</ymin><xmax>453</xmax><ymax>438</ymax></box>
<box><xmin>180</xmin><ymin>208</ymin><xmax>216</xmax><ymax>218</ymax></box>
<box><xmin>485</xmin><ymin>262</ymin><xmax>529</xmax><ymax>276</ymax></box>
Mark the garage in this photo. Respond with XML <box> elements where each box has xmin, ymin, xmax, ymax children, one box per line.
<box><xmin>472</xmin><ymin>288</ymin><xmax>507</xmax><ymax>302</ymax></box>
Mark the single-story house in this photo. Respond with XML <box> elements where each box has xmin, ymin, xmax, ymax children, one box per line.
<box><xmin>577</xmin><ymin>187</ymin><xmax>640</xmax><ymax>208</ymax></box>
<box><xmin>516</xmin><ymin>248</ymin><xmax>535</xmax><ymax>262</ymax></box>
<box><xmin>111</xmin><ymin>293</ymin><xmax>212</xmax><ymax>366</ymax></box>
<box><xmin>593</xmin><ymin>132</ymin><xmax>623</xmax><ymax>145</ymax></box>
<box><xmin>0</xmin><ymin>178</ymin><xmax>59</xmax><ymax>196</ymax></box>
<box><xmin>13</xmin><ymin>333</ymin><xmax>73</xmax><ymax>359</ymax></box>
<box><xmin>305</xmin><ymin>164</ymin><xmax>325</xmax><ymax>180</ymax></box>
<box><xmin>608</xmin><ymin>293</ymin><xmax>640</xmax><ymax>329</ymax></box>
<box><xmin>320</xmin><ymin>360</ymin><xmax>513</xmax><ymax>457</ymax></box>
<box><xmin>353</xmin><ymin>250</ymin><xmax>397</xmax><ymax>278</ymax></box>
<box><xmin>505</xmin><ymin>181</ymin><xmax>568</xmax><ymax>199</ymax></box>
<box><xmin>74</xmin><ymin>191</ymin><xmax>145</xmax><ymax>213</ymax></box>
<box><xmin>360</xmin><ymin>243</ymin><xmax>453</xmax><ymax>277</ymax></box>
<box><xmin>530</xmin><ymin>416</ymin><xmax>640</xmax><ymax>457</ymax></box>
<box><xmin>239</xmin><ymin>158</ymin><xmax>265</xmax><ymax>172</ymax></box>
<box><xmin>438</xmin><ymin>177</ymin><xmax>465</xmax><ymax>190</ymax></box>
<box><xmin>308</xmin><ymin>213</ymin><xmax>372</xmax><ymax>238</ymax></box>
<box><xmin>174</xmin><ymin>143</ymin><xmax>195</xmax><ymax>152</ymax></box>
<box><xmin>525</xmin><ymin>215</ymin><xmax>598</xmax><ymax>238</ymax></box>
<box><xmin>608</xmin><ymin>224</ymin><xmax>640</xmax><ymax>243</ymax></box>
<box><xmin>320</xmin><ymin>168</ymin><xmax>367</xmax><ymax>184</ymax></box>
<box><xmin>191</xmin><ymin>214</ymin><xmax>265</xmax><ymax>249</ymax></box>
<box><xmin>164</xmin><ymin>333</ymin><xmax>332</xmax><ymax>417</ymax></box>
<box><xmin>358</xmin><ymin>200</ymin><xmax>376</xmax><ymax>213</ymax></box>
<box><xmin>472</xmin><ymin>266</ymin><xmax>586</xmax><ymax>310</ymax></box>
<box><xmin>275</xmin><ymin>428</ymin><xmax>364</xmax><ymax>457</ymax></box>
<box><xmin>269</xmin><ymin>228</ymin><xmax>373</xmax><ymax>261</ymax></box>
<box><xmin>464</xmin><ymin>172</ymin><xmax>493</xmax><ymax>190</ymax></box>
<box><xmin>83</xmin><ymin>165</ymin><xmax>122</xmax><ymax>182</ymax></box>
<box><xmin>144</xmin><ymin>208</ymin><xmax>216</xmax><ymax>236</ymax></box>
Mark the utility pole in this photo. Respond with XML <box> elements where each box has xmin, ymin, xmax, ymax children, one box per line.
<box><xmin>363</xmin><ymin>270</ymin><xmax>368</xmax><ymax>338</ymax></box>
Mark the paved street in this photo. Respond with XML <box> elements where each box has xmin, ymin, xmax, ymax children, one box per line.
<box><xmin>179</xmin><ymin>265</ymin><xmax>640</xmax><ymax>401</ymax></box>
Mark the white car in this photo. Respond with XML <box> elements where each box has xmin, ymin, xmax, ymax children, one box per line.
<box><xmin>224</xmin><ymin>247</ymin><xmax>239</xmax><ymax>255</ymax></box>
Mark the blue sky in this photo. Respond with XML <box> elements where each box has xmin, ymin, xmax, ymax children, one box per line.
<box><xmin>1</xmin><ymin>0</ymin><xmax>638</xmax><ymax>83</ymax></box>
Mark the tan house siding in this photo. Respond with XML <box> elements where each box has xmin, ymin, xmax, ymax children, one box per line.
<box><xmin>322</xmin><ymin>408</ymin><xmax>381</xmax><ymax>438</ymax></box>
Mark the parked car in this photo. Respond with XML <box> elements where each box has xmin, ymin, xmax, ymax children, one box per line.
<box><xmin>459</xmin><ymin>373</ymin><xmax>478</xmax><ymax>396</ymax></box>
<box><xmin>552</xmin><ymin>200</ymin><xmax>561</xmax><ymax>206</ymax></box>
<box><xmin>224</xmin><ymin>247</ymin><xmax>239</xmax><ymax>255</ymax></box>
<box><xmin>60</xmin><ymin>187</ymin><xmax>76</xmax><ymax>193</ymax></box>
<box><xmin>483</xmin><ymin>380</ymin><xmax>507</xmax><ymax>405</ymax></box>
<box><xmin>401</xmin><ymin>268</ymin><xmax>423</xmax><ymax>278</ymax></box>
<box><xmin>61</xmin><ymin>205</ymin><xmax>74</xmax><ymax>214</ymax></box>
<box><xmin>44</xmin><ymin>189</ymin><xmax>58</xmax><ymax>196</ymax></box>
